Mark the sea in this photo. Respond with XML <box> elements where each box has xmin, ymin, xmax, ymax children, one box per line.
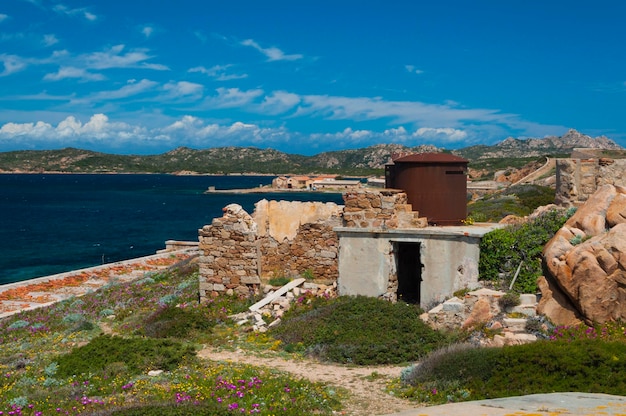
<box><xmin>0</xmin><ymin>174</ymin><xmax>345</xmax><ymax>285</ymax></box>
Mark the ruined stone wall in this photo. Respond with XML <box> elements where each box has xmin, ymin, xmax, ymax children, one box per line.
<box><xmin>555</xmin><ymin>158</ymin><xmax>626</xmax><ymax>206</ymax></box>
<box><xmin>253</xmin><ymin>199</ymin><xmax>342</xmax><ymax>281</ymax></box>
<box><xmin>342</xmin><ymin>189</ymin><xmax>427</xmax><ymax>229</ymax></box>
<box><xmin>198</xmin><ymin>204</ymin><xmax>261</xmax><ymax>301</ymax></box>
<box><xmin>199</xmin><ymin>200</ymin><xmax>342</xmax><ymax>302</ymax></box>
<box><xmin>199</xmin><ymin>191</ymin><xmax>430</xmax><ymax>302</ymax></box>
<box><xmin>259</xmin><ymin>222</ymin><xmax>340</xmax><ymax>281</ymax></box>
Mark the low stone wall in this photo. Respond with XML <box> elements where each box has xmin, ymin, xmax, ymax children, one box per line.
<box><xmin>342</xmin><ymin>189</ymin><xmax>427</xmax><ymax>229</ymax></box>
<box><xmin>555</xmin><ymin>158</ymin><xmax>626</xmax><ymax>206</ymax></box>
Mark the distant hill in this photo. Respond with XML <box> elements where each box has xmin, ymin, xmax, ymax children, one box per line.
<box><xmin>454</xmin><ymin>129</ymin><xmax>622</xmax><ymax>160</ymax></box>
<box><xmin>0</xmin><ymin>129</ymin><xmax>621</xmax><ymax>175</ymax></box>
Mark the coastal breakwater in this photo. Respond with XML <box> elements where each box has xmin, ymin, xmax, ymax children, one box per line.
<box><xmin>0</xmin><ymin>242</ymin><xmax>198</xmax><ymax>318</ymax></box>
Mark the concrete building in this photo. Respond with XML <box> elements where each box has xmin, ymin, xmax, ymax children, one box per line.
<box><xmin>335</xmin><ymin>224</ymin><xmax>501</xmax><ymax>308</ymax></box>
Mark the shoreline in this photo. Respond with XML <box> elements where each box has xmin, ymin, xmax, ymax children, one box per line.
<box><xmin>205</xmin><ymin>186</ymin><xmax>346</xmax><ymax>194</ymax></box>
<box><xmin>0</xmin><ymin>246</ymin><xmax>199</xmax><ymax>319</ymax></box>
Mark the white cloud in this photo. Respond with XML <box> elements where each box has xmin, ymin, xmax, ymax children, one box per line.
<box><xmin>142</xmin><ymin>25</ymin><xmax>154</xmax><ymax>38</ymax></box>
<box><xmin>188</xmin><ymin>65</ymin><xmax>248</xmax><ymax>81</ymax></box>
<box><xmin>296</xmin><ymin>94</ymin><xmax>503</xmax><ymax>127</ymax></box>
<box><xmin>43</xmin><ymin>34</ymin><xmax>59</xmax><ymax>47</ymax></box>
<box><xmin>204</xmin><ymin>87</ymin><xmax>264</xmax><ymax>109</ymax></box>
<box><xmin>0</xmin><ymin>109</ymin><xmax>569</xmax><ymax>154</ymax></box>
<box><xmin>414</xmin><ymin>127</ymin><xmax>468</xmax><ymax>141</ymax></box>
<box><xmin>258</xmin><ymin>91</ymin><xmax>300</xmax><ymax>115</ymax></box>
<box><xmin>0</xmin><ymin>54</ymin><xmax>27</xmax><ymax>76</ymax></box>
<box><xmin>43</xmin><ymin>66</ymin><xmax>105</xmax><ymax>81</ymax></box>
<box><xmin>0</xmin><ymin>114</ymin><xmax>154</xmax><ymax>151</ymax></box>
<box><xmin>81</xmin><ymin>44</ymin><xmax>169</xmax><ymax>71</ymax></box>
<box><xmin>405</xmin><ymin>65</ymin><xmax>424</xmax><ymax>75</ymax></box>
<box><xmin>70</xmin><ymin>79</ymin><xmax>158</xmax><ymax>104</ymax></box>
<box><xmin>241</xmin><ymin>39</ymin><xmax>303</xmax><ymax>61</ymax></box>
<box><xmin>193</xmin><ymin>30</ymin><xmax>207</xmax><ymax>43</ymax></box>
<box><xmin>0</xmin><ymin>14</ymin><xmax>8</xmax><ymax>23</ymax></box>
<box><xmin>53</xmin><ymin>4</ymin><xmax>97</xmax><ymax>21</ymax></box>
<box><xmin>162</xmin><ymin>81</ymin><xmax>204</xmax><ymax>100</ymax></box>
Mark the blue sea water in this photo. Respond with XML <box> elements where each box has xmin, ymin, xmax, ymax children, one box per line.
<box><xmin>0</xmin><ymin>174</ymin><xmax>344</xmax><ymax>285</ymax></box>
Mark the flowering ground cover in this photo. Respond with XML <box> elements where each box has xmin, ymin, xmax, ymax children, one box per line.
<box><xmin>0</xmin><ymin>258</ymin><xmax>342</xmax><ymax>415</ymax></box>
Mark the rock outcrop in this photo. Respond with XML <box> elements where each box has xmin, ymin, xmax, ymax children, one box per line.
<box><xmin>421</xmin><ymin>288</ymin><xmax>540</xmax><ymax>346</ymax></box>
<box><xmin>542</xmin><ymin>184</ymin><xmax>626</xmax><ymax>324</ymax></box>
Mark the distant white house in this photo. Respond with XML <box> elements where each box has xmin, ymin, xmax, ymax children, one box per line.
<box><xmin>273</xmin><ymin>175</ymin><xmax>362</xmax><ymax>190</ymax></box>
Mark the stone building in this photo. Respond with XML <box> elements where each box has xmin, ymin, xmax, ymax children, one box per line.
<box><xmin>198</xmin><ymin>200</ymin><xmax>342</xmax><ymax>301</ymax></box>
<box><xmin>555</xmin><ymin>156</ymin><xmax>626</xmax><ymax>207</ymax></box>
<box><xmin>198</xmin><ymin>189</ymin><xmax>501</xmax><ymax>308</ymax></box>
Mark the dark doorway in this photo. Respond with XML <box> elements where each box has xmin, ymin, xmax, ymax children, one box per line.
<box><xmin>396</xmin><ymin>242</ymin><xmax>422</xmax><ymax>304</ymax></box>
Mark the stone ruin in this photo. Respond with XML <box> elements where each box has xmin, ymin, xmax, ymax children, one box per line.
<box><xmin>555</xmin><ymin>157</ymin><xmax>626</xmax><ymax>207</ymax></box>
<box><xmin>421</xmin><ymin>288</ymin><xmax>542</xmax><ymax>346</ymax></box>
<box><xmin>198</xmin><ymin>200</ymin><xmax>342</xmax><ymax>301</ymax></box>
<box><xmin>197</xmin><ymin>190</ymin><xmax>423</xmax><ymax>302</ymax></box>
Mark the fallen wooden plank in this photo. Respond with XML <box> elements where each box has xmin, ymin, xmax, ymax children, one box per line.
<box><xmin>249</xmin><ymin>278</ymin><xmax>305</xmax><ymax>312</ymax></box>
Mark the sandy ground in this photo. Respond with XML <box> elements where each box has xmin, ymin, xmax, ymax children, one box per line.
<box><xmin>198</xmin><ymin>347</ymin><xmax>421</xmax><ymax>416</ymax></box>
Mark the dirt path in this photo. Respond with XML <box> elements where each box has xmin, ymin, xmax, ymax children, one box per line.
<box><xmin>198</xmin><ymin>347</ymin><xmax>421</xmax><ymax>416</ymax></box>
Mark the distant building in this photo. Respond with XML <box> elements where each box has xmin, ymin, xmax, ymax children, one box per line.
<box><xmin>273</xmin><ymin>175</ymin><xmax>362</xmax><ymax>190</ymax></box>
<box><xmin>311</xmin><ymin>178</ymin><xmax>362</xmax><ymax>190</ymax></box>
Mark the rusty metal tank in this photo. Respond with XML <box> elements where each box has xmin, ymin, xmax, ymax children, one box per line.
<box><xmin>385</xmin><ymin>152</ymin><xmax>468</xmax><ymax>225</ymax></box>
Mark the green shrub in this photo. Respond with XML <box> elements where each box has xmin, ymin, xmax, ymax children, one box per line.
<box><xmin>105</xmin><ymin>402</ymin><xmax>230</xmax><ymax>416</ymax></box>
<box><xmin>54</xmin><ymin>335</ymin><xmax>196</xmax><ymax>377</ymax></box>
<box><xmin>62</xmin><ymin>313</ymin><xmax>84</xmax><ymax>324</ymax></box>
<box><xmin>271</xmin><ymin>296</ymin><xmax>448</xmax><ymax>365</ymax></box>
<box><xmin>268</xmin><ymin>276</ymin><xmax>292</xmax><ymax>287</ymax></box>
<box><xmin>468</xmin><ymin>184</ymin><xmax>556</xmax><ymax>221</ymax></box>
<box><xmin>143</xmin><ymin>305</ymin><xmax>214</xmax><ymax>339</ymax></box>
<box><xmin>398</xmin><ymin>339</ymin><xmax>626</xmax><ymax>402</ymax></box>
<box><xmin>498</xmin><ymin>292</ymin><xmax>520</xmax><ymax>310</ymax></box>
<box><xmin>479</xmin><ymin>208</ymin><xmax>569</xmax><ymax>292</ymax></box>
<box><xmin>301</xmin><ymin>268</ymin><xmax>315</xmax><ymax>280</ymax></box>
<box><xmin>7</xmin><ymin>320</ymin><xmax>29</xmax><ymax>330</ymax></box>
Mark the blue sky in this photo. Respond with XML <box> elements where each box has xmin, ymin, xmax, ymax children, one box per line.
<box><xmin>1</xmin><ymin>0</ymin><xmax>625</xmax><ymax>155</ymax></box>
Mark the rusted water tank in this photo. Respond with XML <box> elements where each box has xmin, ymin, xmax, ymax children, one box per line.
<box><xmin>385</xmin><ymin>152</ymin><xmax>468</xmax><ymax>225</ymax></box>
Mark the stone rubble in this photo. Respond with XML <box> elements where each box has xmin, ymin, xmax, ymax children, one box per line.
<box><xmin>421</xmin><ymin>288</ymin><xmax>541</xmax><ymax>347</ymax></box>
<box><xmin>229</xmin><ymin>279</ymin><xmax>338</xmax><ymax>333</ymax></box>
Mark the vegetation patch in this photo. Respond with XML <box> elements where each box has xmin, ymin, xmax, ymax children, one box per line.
<box><xmin>479</xmin><ymin>208</ymin><xmax>571</xmax><ymax>292</ymax></box>
<box><xmin>468</xmin><ymin>184</ymin><xmax>556</xmax><ymax>222</ymax></box>
<box><xmin>54</xmin><ymin>335</ymin><xmax>196</xmax><ymax>377</ymax></box>
<box><xmin>398</xmin><ymin>337</ymin><xmax>626</xmax><ymax>404</ymax></box>
<box><xmin>271</xmin><ymin>295</ymin><xmax>450</xmax><ymax>365</ymax></box>
<box><xmin>142</xmin><ymin>305</ymin><xmax>216</xmax><ymax>339</ymax></box>
<box><xmin>0</xmin><ymin>262</ymin><xmax>340</xmax><ymax>415</ymax></box>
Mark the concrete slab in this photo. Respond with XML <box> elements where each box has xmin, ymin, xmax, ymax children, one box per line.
<box><xmin>385</xmin><ymin>392</ymin><xmax>626</xmax><ymax>416</ymax></box>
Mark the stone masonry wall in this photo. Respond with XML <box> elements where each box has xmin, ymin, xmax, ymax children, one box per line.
<box><xmin>199</xmin><ymin>200</ymin><xmax>342</xmax><ymax>302</ymax></box>
<box><xmin>342</xmin><ymin>189</ymin><xmax>427</xmax><ymax>229</ymax></box>
<box><xmin>556</xmin><ymin>158</ymin><xmax>626</xmax><ymax>206</ymax></box>
<box><xmin>199</xmin><ymin>191</ymin><xmax>428</xmax><ymax>302</ymax></box>
<box><xmin>259</xmin><ymin>222</ymin><xmax>340</xmax><ymax>281</ymax></box>
<box><xmin>198</xmin><ymin>204</ymin><xmax>261</xmax><ymax>301</ymax></box>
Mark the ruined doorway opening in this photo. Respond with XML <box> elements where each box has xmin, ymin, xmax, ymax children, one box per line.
<box><xmin>396</xmin><ymin>242</ymin><xmax>423</xmax><ymax>304</ymax></box>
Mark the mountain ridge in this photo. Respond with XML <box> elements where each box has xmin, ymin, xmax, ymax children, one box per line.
<box><xmin>0</xmin><ymin>129</ymin><xmax>622</xmax><ymax>175</ymax></box>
